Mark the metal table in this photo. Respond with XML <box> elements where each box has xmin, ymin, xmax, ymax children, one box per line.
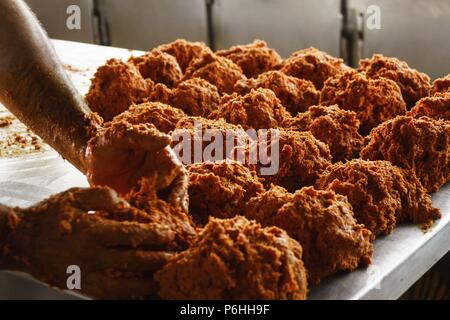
<box><xmin>0</xmin><ymin>40</ymin><xmax>449</xmax><ymax>300</ymax></box>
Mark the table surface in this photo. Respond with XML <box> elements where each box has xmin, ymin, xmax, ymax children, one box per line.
<box><xmin>0</xmin><ymin>40</ymin><xmax>449</xmax><ymax>300</ymax></box>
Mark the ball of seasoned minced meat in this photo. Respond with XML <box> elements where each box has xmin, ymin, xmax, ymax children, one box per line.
<box><xmin>359</xmin><ymin>54</ymin><xmax>431</xmax><ymax>109</ymax></box>
<box><xmin>244</xmin><ymin>129</ymin><xmax>332</xmax><ymax>192</ymax></box>
<box><xmin>245</xmin><ymin>185</ymin><xmax>293</xmax><ymax>225</ymax></box>
<box><xmin>209</xmin><ymin>88</ymin><xmax>291</xmax><ymax>130</ymax></box>
<box><xmin>187</xmin><ymin>160</ymin><xmax>265</xmax><ymax>225</ymax></box>
<box><xmin>320</xmin><ymin>70</ymin><xmax>407</xmax><ymax>135</ymax></box>
<box><xmin>86</xmin><ymin>59</ymin><xmax>152</xmax><ymax>121</ymax></box>
<box><xmin>283</xmin><ymin>105</ymin><xmax>364</xmax><ymax>162</ymax></box>
<box><xmin>316</xmin><ymin>160</ymin><xmax>441</xmax><ymax>236</ymax></box>
<box><xmin>234</xmin><ymin>70</ymin><xmax>320</xmax><ymax>116</ymax></box>
<box><xmin>216</xmin><ymin>40</ymin><xmax>282</xmax><ymax>78</ymax></box>
<box><xmin>183</xmin><ymin>53</ymin><xmax>246</xmax><ymax>94</ymax></box>
<box><xmin>155</xmin><ymin>216</ymin><xmax>308</xmax><ymax>300</ymax></box>
<box><xmin>122</xmin><ymin>177</ymin><xmax>198</xmax><ymax>251</ymax></box>
<box><xmin>128</xmin><ymin>50</ymin><xmax>182</xmax><ymax>87</ymax></box>
<box><xmin>172</xmin><ymin>116</ymin><xmax>253</xmax><ymax>165</ymax></box>
<box><xmin>407</xmin><ymin>92</ymin><xmax>450</xmax><ymax>121</ymax></box>
<box><xmin>280</xmin><ymin>47</ymin><xmax>352</xmax><ymax>90</ymax></box>
<box><xmin>156</xmin><ymin>39</ymin><xmax>213</xmax><ymax>72</ymax></box>
<box><xmin>149</xmin><ymin>78</ymin><xmax>220</xmax><ymax>117</ymax></box>
<box><xmin>245</xmin><ymin>186</ymin><xmax>373</xmax><ymax>283</ymax></box>
<box><xmin>112</xmin><ymin>102</ymin><xmax>186</xmax><ymax>134</ymax></box>
<box><xmin>361</xmin><ymin>116</ymin><xmax>450</xmax><ymax>193</ymax></box>
<box><xmin>431</xmin><ymin>74</ymin><xmax>450</xmax><ymax>95</ymax></box>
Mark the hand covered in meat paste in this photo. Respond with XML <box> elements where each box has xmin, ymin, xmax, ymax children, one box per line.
<box><xmin>86</xmin><ymin>119</ymin><xmax>188</xmax><ymax>211</ymax></box>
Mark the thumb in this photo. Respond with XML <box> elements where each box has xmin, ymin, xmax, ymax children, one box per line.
<box><xmin>63</xmin><ymin>187</ymin><xmax>128</xmax><ymax>212</ymax></box>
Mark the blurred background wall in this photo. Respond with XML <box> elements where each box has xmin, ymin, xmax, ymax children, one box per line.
<box><xmin>348</xmin><ymin>0</ymin><xmax>450</xmax><ymax>79</ymax></box>
<box><xmin>26</xmin><ymin>0</ymin><xmax>96</xmax><ymax>43</ymax></box>
<box><xmin>103</xmin><ymin>0</ymin><xmax>208</xmax><ymax>50</ymax></box>
<box><xmin>25</xmin><ymin>0</ymin><xmax>450</xmax><ymax>79</ymax></box>
<box><xmin>211</xmin><ymin>0</ymin><xmax>341</xmax><ymax>57</ymax></box>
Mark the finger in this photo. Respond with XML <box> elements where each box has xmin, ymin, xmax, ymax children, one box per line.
<box><xmin>167</xmin><ymin>167</ymin><xmax>189</xmax><ymax>212</ymax></box>
<box><xmin>132</xmin><ymin>147</ymin><xmax>181</xmax><ymax>191</ymax></box>
<box><xmin>92</xmin><ymin>249</ymin><xmax>173</xmax><ymax>273</ymax></box>
<box><xmin>85</xmin><ymin>218</ymin><xmax>176</xmax><ymax>249</ymax></box>
<box><xmin>164</xmin><ymin>148</ymin><xmax>189</xmax><ymax>211</ymax></box>
<box><xmin>154</xmin><ymin>146</ymin><xmax>184</xmax><ymax>188</ymax></box>
<box><xmin>138</xmin><ymin>147</ymin><xmax>188</xmax><ymax>211</ymax></box>
<box><xmin>63</xmin><ymin>187</ymin><xmax>128</xmax><ymax>212</ymax></box>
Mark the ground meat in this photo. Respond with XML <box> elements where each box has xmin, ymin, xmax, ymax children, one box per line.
<box><xmin>121</xmin><ymin>178</ymin><xmax>197</xmax><ymax>251</ymax></box>
<box><xmin>183</xmin><ymin>53</ymin><xmax>246</xmax><ymax>94</ymax></box>
<box><xmin>0</xmin><ymin>132</ymin><xmax>43</xmax><ymax>156</ymax></box>
<box><xmin>283</xmin><ymin>105</ymin><xmax>364</xmax><ymax>162</ymax></box>
<box><xmin>86</xmin><ymin>58</ymin><xmax>152</xmax><ymax>121</ymax></box>
<box><xmin>243</xmin><ymin>129</ymin><xmax>332</xmax><ymax>192</ymax></box>
<box><xmin>234</xmin><ymin>70</ymin><xmax>320</xmax><ymax>116</ymax></box>
<box><xmin>359</xmin><ymin>54</ymin><xmax>431</xmax><ymax>109</ymax></box>
<box><xmin>172</xmin><ymin>116</ymin><xmax>253</xmax><ymax>165</ymax></box>
<box><xmin>431</xmin><ymin>74</ymin><xmax>450</xmax><ymax>95</ymax></box>
<box><xmin>361</xmin><ymin>116</ymin><xmax>450</xmax><ymax>193</ymax></box>
<box><xmin>155</xmin><ymin>216</ymin><xmax>308</xmax><ymax>300</ymax></box>
<box><xmin>0</xmin><ymin>116</ymin><xmax>14</xmax><ymax>128</ymax></box>
<box><xmin>111</xmin><ymin>102</ymin><xmax>186</xmax><ymax>134</ymax></box>
<box><xmin>149</xmin><ymin>78</ymin><xmax>220</xmax><ymax>117</ymax></box>
<box><xmin>320</xmin><ymin>70</ymin><xmax>407</xmax><ymax>135</ymax></box>
<box><xmin>187</xmin><ymin>160</ymin><xmax>265</xmax><ymax>225</ymax></box>
<box><xmin>281</xmin><ymin>47</ymin><xmax>352</xmax><ymax>90</ymax></box>
<box><xmin>245</xmin><ymin>185</ymin><xmax>294</xmax><ymax>225</ymax></box>
<box><xmin>407</xmin><ymin>93</ymin><xmax>450</xmax><ymax>121</ymax></box>
<box><xmin>316</xmin><ymin>160</ymin><xmax>441</xmax><ymax>236</ymax></box>
<box><xmin>209</xmin><ymin>88</ymin><xmax>291</xmax><ymax>130</ymax></box>
<box><xmin>245</xmin><ymin>186</ymin><xmax>373</xmax><ymax>283</ymax></box>
<box><xmin>216</xmin><ymin>40</ymin><xmax>282</xmax><ymax>78</ymax></box>
<box><xmin>128</xmin><ymin>50</ymin><xmax>183</xmax><ymax>87</ymax></box>
<box><xmin>156</xmin><ymin>39</ymin><xmax>213</xmax><ymax>72</ymax></box>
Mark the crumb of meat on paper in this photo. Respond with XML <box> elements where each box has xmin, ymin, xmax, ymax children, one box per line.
<box><xmin>0</xmin><ymin>106</ymin><xmax>48</xmax><ymax>157</ymax></box>
<box><xmin>0</xmin><ymin>115</ymin><xmax>14</xmax><ymax>128</ymax></box>
<box><xmin>63</xmin><ymin>64</ymin><xmax>89</xmax><ymax>73</ymax></box>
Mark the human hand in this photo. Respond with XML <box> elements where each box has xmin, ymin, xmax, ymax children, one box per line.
<box><xmin>85</xmin><ymin>120</ymin><xmax>188</xmax><ymax>211</ymax></box>
<box><xmin>0</xmin><ymin>187</ymin><xmax>180</xmax><ymax>299</ymax></box>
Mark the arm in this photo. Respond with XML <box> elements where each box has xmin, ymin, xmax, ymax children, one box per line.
<box><xmin>0</xmin><ymin>0</ymin><xmax>100</xmax><ymax>172</ymax></box>
<box><xmin>0</xmin><ymin>0</ymin><xmax>188</xmax><ymax>209</ymax></box>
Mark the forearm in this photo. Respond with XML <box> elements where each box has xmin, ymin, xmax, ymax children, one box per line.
<box><xmin>0</xmin><ymin>0</ymin><xmax>100</xmax><ymax>172</ymax></box>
